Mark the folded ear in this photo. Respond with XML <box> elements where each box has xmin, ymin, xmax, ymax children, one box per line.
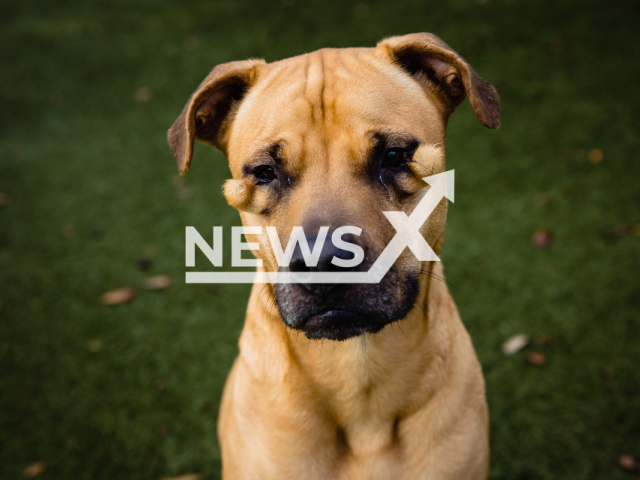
<box><xmin>377</xmin><ymin>33</ymin><xmax>499</xmax><ymax>129</ymax></box>
<box><xmin>167</xmin><ymin>58</ymin><xmax>266</xmax><ymax>174</ymax></box>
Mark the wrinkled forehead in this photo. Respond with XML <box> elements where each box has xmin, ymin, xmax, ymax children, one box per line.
<box><xmin>226</xmin><ymin>48</ymin><xmax>445</xmax><ymax>172</ymax></box>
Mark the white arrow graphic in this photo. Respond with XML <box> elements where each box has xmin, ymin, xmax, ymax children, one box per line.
<box><xmin>365</xmin><ymin>169</ymin><xmax>454</xmax><ymax>283</ymax></box>
<box><xmin>186</xmin><ymin>170</ymin><xmax>455</xmax><ymax>284</ymax></box>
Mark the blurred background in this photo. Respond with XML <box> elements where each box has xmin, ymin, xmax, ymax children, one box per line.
<box><xmin>1</xmin><ymin>0</ymin><xmax>639</xmax><ymax>478</ymax></box>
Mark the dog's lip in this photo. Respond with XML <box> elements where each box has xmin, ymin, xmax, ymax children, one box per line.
<box><xmin>304</xmin><ymin>309</ymin><xmax>359</xmax><ymax>328</ymax></box>
<box><xmin>300</xmin><ymin>309</ymin><xmax>386</xmax><ymax>341</ymax></box>
<box><xmin>302</xmin><ymin>309</ymin><xmax>373</xmax><ymax>333</ymax></box>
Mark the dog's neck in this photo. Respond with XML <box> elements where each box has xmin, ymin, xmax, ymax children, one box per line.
<box><xmin>238</xmin><ymin>261</ymin><xmax>457</xmax><ymax>420</ymax></box>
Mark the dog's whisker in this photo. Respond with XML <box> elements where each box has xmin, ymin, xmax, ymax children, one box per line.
<box><xmin>419</xmin><ymin>265</ymin><xmax>456</xmax><ymax>289</ymax></box>
<box><xmin>396</xmin><ymin>320</ymin><xmax>407</xmax><ymax>338</ymax></box>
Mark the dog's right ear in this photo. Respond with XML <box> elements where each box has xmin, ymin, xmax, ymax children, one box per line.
<box><xmin>167</xmin><ymin>59</ymin><xmax>265</xmax><ymax>175</ymax></box>
<box><xmin>377</xmin><ymin>33</ymin><xmax>499</xmax><ymax>129</ymax></box>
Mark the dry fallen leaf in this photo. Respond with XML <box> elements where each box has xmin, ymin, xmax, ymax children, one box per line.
<box><xmin>176</xmin><ymin>186</ymin><xmax>194</xmax><ymax>199</ymax></box>
<box><xmin>549</xmin><ymin>38</ymin><xmax>564</xmax><ymax>54</ymax></box>
<box><xmin>535</xmin><ymin>333</ymin><xmax>552</xmax><ymax>346</ymax></box>
<box><xmin>601</xmin><ymin>368</ymin><xmax>614</xmax><ymax>383</ymax></box>
<box><xmin>143</xmin><ymin>275</ymin><xmax>172</xmax><ymax>290</ymax></box>
<box><xmin>618</xmin><ymin>454</ymin><xmax>640</xmax><ymax>473</ymax></box>
<box><xmin>137</xmin><ymin>257</ymin><xmax>153</xmax><ymax>271</ymax></box>
<box><xmin>526</xmin><ymin>350</ymin><xmax>548</xmax><ymax>367</ymax></box>
<box><xmin>532</xmin><ymin>228</ymin><xmax>554</xmax><ymax>249</ymax></box>
<box><xmin>88</xmin><ymin>340</ymin><xmax>102</xmax><ymax>353</ymax></box>
<box><xmin>62</xmin><ymin>224</ymin><xmax>76</xmax><ymax>239</ymax></box>
<box><xmin>88</xmin><ymin>22</ymin><xmax>104</xmax><ymax>38</ymax></box>
<box><xmin>10</xmin><ymin>150</ymin><xmax>22</xmax><ymax>163</ymax></box>
<box><xmin>614</xmin><ymin>224</ymin><xmax>632</xmax><ymax>237</ymax></box>
<box><xmin>353</xmin><ymin>3</ymin><xmax>370</xmax><ymax>19</ymax></box>
<box><xmin>0</xmin><ymin>193</ymin><xmax>11</xmax><ymax>207</ymax></box>
<box><xmin>101</xmin><ymin>288</ymin><xmax>136</xmax><ymax>306</ymax></box>
<box><xmin>160</xmin><ymin>474</ymin><xmax>202</xmax><ymax>480</ymax></box>
<box><xmin>502</xmin><ymin>334</ymin><xmax>530</xmax><ymax>356</ymax></box>
<box><xmin>23</xmin><ymin>461</ymin><xmax>46</xmax><ymax>477</ymax></box>
<box><xmin>172</xmin><ymin>174</ymin><xmax>187</xmax><ymax>189</ymax></box>
<box><xmin>134</xmin><ymin>86</ymin><xmax>154</xmax><ymax>103</ymax></box>
<box><xmin>183</xmin><ymin>35</ymin><xmax>199</xmax><ymax>50</ymax></box>
<box><xmin>535</xmin><ymin>193</ymin><xmax>552</xmax><ymax>206</ymax></box>
<box><xmin>91</xmin><ymin>229</ymin><xmax>104</xmax><ymax>241</ymax></box>
<box><xmin>588</xmin><ymin>148</ymin><xmax>604</xmax><ymax>164</ymax></box>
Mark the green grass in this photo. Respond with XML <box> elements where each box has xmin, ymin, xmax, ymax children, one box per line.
<box><xmin>1</xmin><ymin>0</ymin><xmax>639</xmax><ymax>478</ymax></box>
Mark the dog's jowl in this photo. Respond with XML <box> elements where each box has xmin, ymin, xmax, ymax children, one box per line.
<box><xmin>169</xmin><ymin>32</ymin><xmax>499</xmax><ymax>480</ymax></box>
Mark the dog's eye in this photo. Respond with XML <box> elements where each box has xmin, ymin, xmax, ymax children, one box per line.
<box><xmin>253</xmin><ymin>165</ymin><xmax>277</xmax><ymax>184</ymax></box>
<box><xmin>382</xmin><ymin>148</ymin><xmax>410</xmax><ymax>168</ymax></box>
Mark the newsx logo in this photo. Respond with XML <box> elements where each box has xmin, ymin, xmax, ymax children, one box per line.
<box><xmin>185</xmin><ymin>170</ymin><xmax>454</xmax><ymax>284</ymax></box>
<box><xmin>186</xmin><ymin>225</ymin><xmax>365</xmax><ymax>269</ymax></box>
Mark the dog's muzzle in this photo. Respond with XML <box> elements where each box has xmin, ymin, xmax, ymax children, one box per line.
<box><xmin>274</xmin><ymin>230</ymin><xmax>420</xmax><ymax>341</ymax></box>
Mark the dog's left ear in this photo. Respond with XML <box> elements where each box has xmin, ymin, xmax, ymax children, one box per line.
<box><xmin>167</xmin><ymin>58</ymin><xmax>266</xmax><ymax>174</ymax></box>
<box><xmin>377</xmin><ymin>33</ymin><xmax>500</xmax><ymax>129</ymax></box>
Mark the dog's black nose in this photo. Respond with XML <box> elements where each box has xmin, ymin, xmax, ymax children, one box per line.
<box><xmin>289</xmin><ymin>230</ymin><xmax>364</xmax><ymax>274</ymax></box>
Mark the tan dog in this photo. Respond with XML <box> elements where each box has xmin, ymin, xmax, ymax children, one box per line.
<box><xmin>168</xmin><ymin>33</ymin><xmax>499</xmax><ymax>480</ymax></box>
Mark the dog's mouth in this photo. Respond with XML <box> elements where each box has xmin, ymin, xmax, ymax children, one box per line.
<box><xmin>274</xmin><ymin>267</ymin><xmax>421</xmax><ymax>341</ymax></box>
<box><xmin>301</xmin><ymin>309</ymin><xmax>388</xmax><ymax>341</ymax></box>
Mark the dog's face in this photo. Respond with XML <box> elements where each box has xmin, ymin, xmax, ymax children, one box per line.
<box><xmin>169</xmin><ymin>33</ymin><xmax>499</xmax><ymax>341</ymax></box>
